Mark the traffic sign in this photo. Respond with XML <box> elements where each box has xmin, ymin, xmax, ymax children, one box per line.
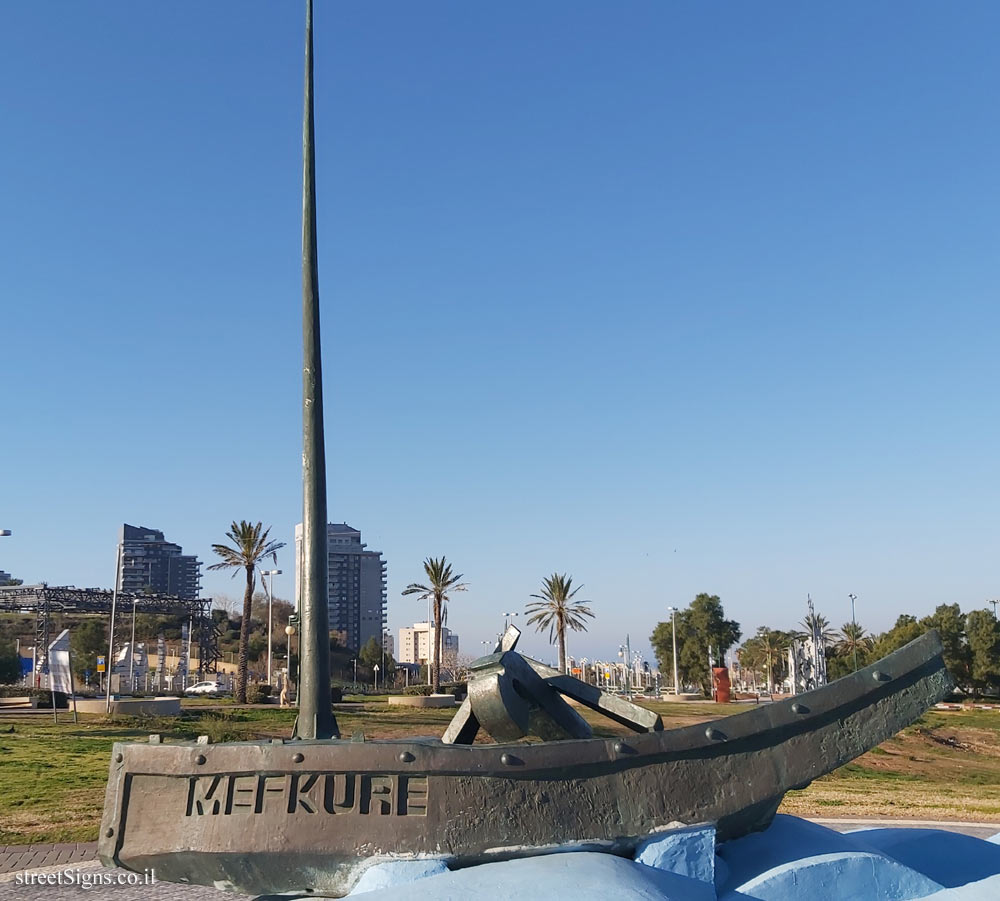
<box><xmin>97</xmin><ymin>656</ymin><xmax>106</xmax><ymax>673</ymax></box>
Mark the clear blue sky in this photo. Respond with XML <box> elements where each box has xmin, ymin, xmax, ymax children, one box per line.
<box><xmin>2</xmin><ymin>2</ymin><xmax>998</xmax><ymax>666</ymax></box>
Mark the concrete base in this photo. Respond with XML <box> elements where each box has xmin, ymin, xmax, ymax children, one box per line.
<box><xmin>387</xmin><ymin>694</ymin><xmax>457</xmax><ymax>708</ymax></box>
<box><xmin>74</xmin><ymin>697</ymin><xmax>181</xmax><ymax>716</ymax></box>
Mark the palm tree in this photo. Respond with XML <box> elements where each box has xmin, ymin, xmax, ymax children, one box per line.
<box><xmin>837</xmin><ymin>621</ymin><xmax>874</xmax><ymax>671</ymax></box>
<box><xmin>748</xmin><ymin>627</ymin><xmax>791</xmax><ymax>693</ymax></box>
<box><xmin>402</xmin><ymin>557</ymin><xmax>467</xmax><ymax>693</ymax></box>
<box><xmin>797</xmin><ymin>613</ymin><xmax>837</xmax><ymax>648</ymax></box>
<box><xmin>208</xmin><ymin>521</ymin><xmax>285</xmax><ymax>703</ymax></box>
<box><xmin>525</xmin><ymin>573</ymin><xmax>594</xmax><ymax>674</ymax></box>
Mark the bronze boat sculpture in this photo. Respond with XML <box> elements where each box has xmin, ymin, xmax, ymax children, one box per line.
<box><xmin>97</xmin><ymin>5</ymin><xmax>953</xmax><ymax>896</ymax></box>
<box><xmin>98</xmin><ymin>629</ymin><xmax>951</xmax><ymax>897</ymax></box>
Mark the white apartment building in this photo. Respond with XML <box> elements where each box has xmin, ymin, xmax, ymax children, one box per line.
<box><xmin>398</xmin><ymin>622</ymin><xmax>459</xmax><ymax>666</ymax></box>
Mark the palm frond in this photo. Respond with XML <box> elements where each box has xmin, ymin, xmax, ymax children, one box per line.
<box><xmin>208</xmin><ymin>521</ymin><xmax>287</xmax><ymax>571</ymax></box>
<box><xmin>525</xmin><ymin>573</ymin><xmax>594</xmax><ymax>648</ymax></box>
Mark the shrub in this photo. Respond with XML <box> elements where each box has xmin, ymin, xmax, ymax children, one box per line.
<box><xmin>0</xmin><ymin>685</ymin><xmax>31</xmax><ymax>698</ymax></box>
<box><xmin>403</xmin><ymin>682</ymin><xmax>467</xmax><ymax>698</ymax></box>
<box><xmin>245</xmin><ymin>683</ymin><xmax>272</xmax><ymax>704</ymax></box>
<box><xmin>32</xmin><ymin>689</ymin><xmax>69</xmax><ymax>709</ymax></box>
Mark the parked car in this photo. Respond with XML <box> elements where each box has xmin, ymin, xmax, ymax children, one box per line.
<box><xmin>185</xmin><ymin>681</ymin><xmax>222</xmax><ymax>696</ymax></box>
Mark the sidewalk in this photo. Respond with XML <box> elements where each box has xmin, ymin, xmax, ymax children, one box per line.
<box><xmin>3</xmin><ymin>819</ymin><xmax>998</xmax><ymax>898</ymax></box>
<box><xmin>0</xmin><ymin>861</ymin><xmax>229</xmax><ymax>899</ymax></box>
<box><xmin>0</xmin><ymin>846</ymin><xmax>97</xmax><ymax>876</ymax></box>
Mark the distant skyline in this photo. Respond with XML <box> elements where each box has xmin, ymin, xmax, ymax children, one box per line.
<box><xmin>3</xmin><ymin>2</ymin><xmax>999</xmax><ymax>665</ymax></box>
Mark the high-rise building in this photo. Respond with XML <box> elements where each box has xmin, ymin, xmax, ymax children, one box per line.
<box><xmin>398</xmin><ymin>622</ymin><xmax>459</xmax><ymax>667</ymax></box>
<box><xmin>294</xmin><ymin>522</ymin><xmax>387</xmax><ymax>653</ymax></box>
<box><xmin>118</xmin><ymin>524</ymin><xmax>201</xmax><ymax>599</ymax></box>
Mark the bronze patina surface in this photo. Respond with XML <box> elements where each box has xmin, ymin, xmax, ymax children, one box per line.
<box><xmin>99</xmin><ymin>631</ymin><xmax>951</xmax><ymax>897</ymax></box>
<box><xmin>295</xmin><ymin>0</ymin><xmax>337</xmax><ymax>742</ymax></box>
<box><xmin>441</xmin><ymin>628</ymin><xmax>662</xmax><ymax>745</ymax></box>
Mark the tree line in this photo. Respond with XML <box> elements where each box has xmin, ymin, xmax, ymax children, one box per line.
<box><xmin>650</xmin><ymin>595</ymin><xmax>1000</xmax><ymax>697</ymax></box>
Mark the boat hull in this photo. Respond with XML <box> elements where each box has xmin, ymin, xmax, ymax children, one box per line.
<box><xmin>99</xmin><ymin>631</ymin><xmax>951</xmax><ymax>896</ymax></box>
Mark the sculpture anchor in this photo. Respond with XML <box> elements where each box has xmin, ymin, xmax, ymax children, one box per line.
<box><xmin>442</xmin><ymin>625</ymin><xmax>662</xmax><ymax>745</ymax></box>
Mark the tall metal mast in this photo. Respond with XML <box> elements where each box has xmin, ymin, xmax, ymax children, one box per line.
<box><xmin>294</xmin><ymin>0</ymin><xmax>338</xmax><ymax>740</ymax></box>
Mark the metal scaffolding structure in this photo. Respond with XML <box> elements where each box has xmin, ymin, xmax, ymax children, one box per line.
<box><xmin>0</xmin><ymin>583</ymin><xmax>220</xmax><ymax>675</ymax></box>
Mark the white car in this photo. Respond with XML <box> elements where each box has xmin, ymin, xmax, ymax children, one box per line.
<box><xmin>185</xmin><ymin>681</ymin><xmax>222</xmax><ymax>696</ymax></box>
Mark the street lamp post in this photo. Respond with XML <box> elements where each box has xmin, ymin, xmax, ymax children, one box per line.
<box><xmin>129</xmin><ymin>594</ymin><xmax>138</xmax><ymax>688</ymax></box>
<box><xmin>259</xmin><ymin>568</ymin><xmax>282</xmax><ymax>686</ymax></box>
<box><xmin>990</xmin><ymin>599</ymin><xmax>999</xmax><ymax>619</ymax></box>
<box><xmin>381</xmin><ymin>628</ymin><xmax>387</xmax><ymax>690</ymax></box>
<box><xmin>284</xmin><ymin>624</ymin><xmax>297</xmax><ymax>706</ymax></box>
<box><xmin>502</xmin><ymin>611</ymin><xmax>519</xmax><ymax>631</ymax></box>
<box><xmin>618</xmin><ymin>634</ymin><xmax>633</xmax><ymax>700</ymax></box>
<box><xmin>848</xmin><ymin>593</ymin><xmax>859</xmax><ymax>673</ymax></box>
<box><xmin>667</xmin><ymin>606</ymin><xmax>680</xmax><ymax>696</ymax></box>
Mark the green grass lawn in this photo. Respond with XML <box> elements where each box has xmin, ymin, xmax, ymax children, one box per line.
<box><xmin>2</xmin><ymin>701</ymin><xmax>998</xmax><ymax>844</ymax></box>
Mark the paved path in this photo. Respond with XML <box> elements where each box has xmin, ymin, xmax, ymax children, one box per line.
<box><xmin>0</xmin><ymin>846</ymin><xmax>97</xmax><ymax>876</ymax></box>
<box><xmin>0</xmin><ymin>861</ymin><xmax>228</xmax><ymax>899</ymax></box>
<box><xmin>815</xmin><ymin>816</ymin><xmax>1000</xmax><ymax>840</ymax></box>
<box><xmin>2</xmin><ymin>818</ymin><xmax>998</xmax><ymax>899</ymax></box>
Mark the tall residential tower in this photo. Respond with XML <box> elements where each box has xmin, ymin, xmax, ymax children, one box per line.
<box><xmin>118</xmin><ymin>524</ymin><xmax>201</xmax><ymax>598</ymax></box>
<box><xmin>295</xmin><ymin>522</ymin><xmax>387</xmax><ymax>652</ymax></box>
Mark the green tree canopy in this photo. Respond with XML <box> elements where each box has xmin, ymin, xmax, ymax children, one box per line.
<box><xmin>650</xmin><ymin>594</ymin><xmax>740</xmax><ymax>695</ymax></box>
<box><xmin>965</xmin><ymin>609</ymin><xmax>1000</xmax><ymax>696</ymax></box>
<box><xmin>871</xmin><ymin>615</ymin><xmax>926</xmax><ymax>661</ymax></box>
<box><xmin>358</xmin><ymin>636</ymin><xmax>396</xmax><ymax>682</ymax></box>
<box><xmin>920</xmin><ymin>603</ymin><xmax>971</xmax><ymax>691</ymax></box>
<box><xmin>70</xmin><ymin>619</ymin><xmax>107</xmax><ymax>681</ymax></box>
<box><xmin>0</xmin><ymin>640</ymin><xmax>21</xmax><ymax>684</ymax></box>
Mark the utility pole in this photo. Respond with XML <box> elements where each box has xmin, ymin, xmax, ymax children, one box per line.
<box><xmin>260</xmin><ymin>568</ymin><xmax>282</xmax><ymax>686</ymax></box>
